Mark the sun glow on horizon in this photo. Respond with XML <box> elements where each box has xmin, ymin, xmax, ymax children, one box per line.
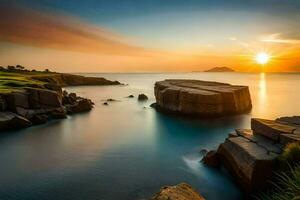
<box><xmin>255</xmin><ymin>52</ymin><xmax>270</xmax><ymax>65</ymax></box>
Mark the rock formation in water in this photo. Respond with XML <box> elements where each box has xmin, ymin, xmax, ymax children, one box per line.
<box><xmin>203</xmin><ymin>116</ymin><xmax>300</xmax><ymax>193</ymax></box>
<box><xmin>151</xmin><ymin>183</ymin><xmax>205</xmax><ymax>200</ymax></box>
<box><xmin>154</xmin><ymin>79</ymin><xmax>252</xmax><ymax>116</ymax></box>
<box><xmin>138</xmin><ymin>93</ymin><xmax>148</xmax><ymax>101</ymax></box>
<box><xmin>0</xmin><ymin>71</ymin><xmax>121</xmax><ymax>131</ymax></box>
<box><xmin>204</xmin><ymin>67</ymin><xmax>235</xmax><ymax>72</ymax></box>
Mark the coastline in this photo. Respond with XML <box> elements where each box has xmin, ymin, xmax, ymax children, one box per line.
<box><xmin>0</xmin><ymin>69</ymin><xmax>122</xmax><ymax>131</ymax></box>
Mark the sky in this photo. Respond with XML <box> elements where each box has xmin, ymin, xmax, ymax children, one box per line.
<box><xmin>1</xmin><ymin>0</ymin><xmax>300</xmax><ymax>72</ymax></box>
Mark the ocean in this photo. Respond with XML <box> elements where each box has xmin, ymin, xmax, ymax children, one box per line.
<box><xmin>0</xmin><ymin>72</ymin><xmax>299</xmax><ymax>200</ymax></box>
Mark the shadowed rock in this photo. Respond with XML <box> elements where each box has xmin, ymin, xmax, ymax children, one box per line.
<box><xmin>154</xmin><ymin>79</ymin><xmax>252</xmax><ymax>117</ymax></box>
<box><xmin>0</xmin><ymin>112</ymin><xmax>32</xmax><ymax>131</ymax></box>
<box><xmin>151</xmin><ymin>183</ymin><xmax>205</xmax><ymax>200</ymax></box>
<box><xmin>201</xmin><ymin>150</ymin><xmax>220</xmax><ymax>168</ymax></box>
<box><xmin>138</xmin><ymin>94</ymin><xmax>148</xmax><ymax>101</ymax></box>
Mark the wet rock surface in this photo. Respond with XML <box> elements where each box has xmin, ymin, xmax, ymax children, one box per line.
<box><xmin>154</xmin><ymin>79</ymin><xmax>252</xmax><ymax>116</ymax></box>
<box><xmin>151</xmin><ymin>183</ymin><xmax>205</xmax><ymax>200</ymax></box>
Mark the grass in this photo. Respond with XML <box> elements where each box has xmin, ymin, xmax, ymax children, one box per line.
<box><xmin>0</xmin><ymin>71</ymin><xmax>53</xmax><ymax>93</ymax></box>
<box><xmin>255</xmin><ymin>165</ymin><xmax>300</xmax><ymax>200</ymax></box>
<box><xmin>256</xmin><ymin>143</ymin><xmax>300</xmax><ymax>200</ymax></box>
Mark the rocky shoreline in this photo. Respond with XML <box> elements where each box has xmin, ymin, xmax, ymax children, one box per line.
<box><xmin>149</xmin><ymin>116</ymin><xmax>300</xmax><ymax>200</ymax></box>
<box><xmin>204</xmin><ymin>116</ymin><xmax>300</xmax><ymax>192</ymax></box>
<box><xmin>0</xmin><ymin>71</ymin><xmax>121</xmax><ymax>131</ymax></box>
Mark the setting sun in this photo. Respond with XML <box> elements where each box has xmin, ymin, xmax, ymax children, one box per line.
<box><xmin>255</xmin><ymin>52</ymin><xmax>270</xmax><ymax>65</ymax></box>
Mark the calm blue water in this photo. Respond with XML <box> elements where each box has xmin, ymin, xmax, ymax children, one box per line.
<box><xmin>0</xmin><ymin>72</ymin><xmax>300</xmax><ymax>200</ymax></box>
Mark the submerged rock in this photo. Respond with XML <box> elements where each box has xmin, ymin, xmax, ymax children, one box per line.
<box><xmin>138</xmin><ymin>94</ymin><xmax>148</xmax><ymax>101</ymax></box>
<box><xmin>151</xmin><ymin>183</ymin><xmax>205</xmax><ymax>200</ymax></box>
<box><xmin>154</xmin><ymin>79</ymin><xmax>252</xmax><ymax>117</ymax></box>
<box><xmin>127</xmin><ymin>95</ymin><xmax>134</xmax><ymax>98</ymax></box>
<box><xmin>103</xmin><ymin>102</ymin><xmax>109</xmax><ymax>106</ymax></box>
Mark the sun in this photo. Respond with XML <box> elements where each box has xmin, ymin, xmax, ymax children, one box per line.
<box><xmin>255</xmin><ymin>52</ymin><xmax>270</xmax><ymax>65</ymax></box>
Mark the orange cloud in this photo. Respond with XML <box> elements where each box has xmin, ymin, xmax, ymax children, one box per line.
<box><xmin>0</xmin><ymin>4</ymin><xmax>150</xmax><ymax>56</ymax></box>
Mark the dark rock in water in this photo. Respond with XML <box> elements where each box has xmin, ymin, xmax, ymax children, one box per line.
<box><xmin>154</xmin><ymin>79</ymin><xmax>252</xmax><ymax>117</ymax></box>
<box><xmin>50</xmin><ymin>107</ymin><xmax>67</xmax><ymax>119</ymax></box>
<box><xmin>201</xmin><ymin>150</ymin><xmax>220</xmax><ymax>168</ymax></box>
<box><xmin>30</xmin><ymin>114</ymin><xmax>48</xmax><ymax>125</ymax></box>
<box><xmin>127</xmin><ymin>95</ymin><xmax>134</xmax><ymax>98</ymax></box>
<box><xmin>199</xmin><ymin>149</ymin><xmax>208</xmax><ymax>155</ymax></box>
<box><xmin>138</xmin><ymin>94</ymin><xmax>148</xmax><ymax>101</ymax></box>
<box><xmin>103</xmin><ymin>102</ymin><xmax>109</xmax><ymax>106</ymax></box>
<box><xmin>150</xmin><ymin>103</ymin><xmax>157</xmax><ymax>108</ymax></box>
<box><xmin>106</xmin><ymin>98</ymin><xmax>117</xmax><ymax>102</ymax></box>
<box><xmin>66</xmin><ymin>99</ymin><xmax>93</xmax><ymax>114</ymax></box>
<box><xmin>0</xmin><ymin>112</ymin><xmax>32</xmax><ymax>131</ymax></box>
<box><xmin>151</xmin><ymin>183</ymin><xmax>205</xmax><ymax>200</ymax></box>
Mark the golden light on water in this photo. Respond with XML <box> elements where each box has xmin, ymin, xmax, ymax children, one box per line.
<box><xmin>255</xmin><ymin>52</ymin><xmax>270</xmax><ymax>65</ymax></box>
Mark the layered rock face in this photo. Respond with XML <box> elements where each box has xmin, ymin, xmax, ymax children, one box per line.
<box><xmin>0</xmin><ymin>73</ymin><xmax>121</xmax><ymax>131</ymax></box>
<box><xmin>151</xmin><ymin>183</ymin><xmax>205</xmax><ymax>200</ymax></box>
<box><xmin>0</xmin><ymin>89</ymin><xmax>94</xmax><ymax>131</ymax></box>
<box><xmin>154</xmin><ymin>79</ymin><xmax>252</xmax><ymax>116</ymax></box>
<box><xmin>213</xmin><ymin>117</ymin><xmax>300</xmax><ymax>193</ymax></box>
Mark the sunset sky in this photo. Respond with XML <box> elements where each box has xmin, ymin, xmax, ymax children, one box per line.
<box><xmin>1</xmin><ymin>0</ymin><xmax>300</xmax><ymax>72</ymax></box>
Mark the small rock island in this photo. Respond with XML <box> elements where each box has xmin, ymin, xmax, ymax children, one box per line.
<box><xmin>154</xmin><ymin>79</ymin><xmax>252</xmax><ymax>116</ymax></box>
<box><xmin>204</xmin><ymin>67</ymin><xmax>235</xmax><ymax>72</ymax></box>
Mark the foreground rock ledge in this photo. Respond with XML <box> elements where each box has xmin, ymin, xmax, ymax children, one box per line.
<box><xmin>154</xmin><ymin>79</ymin><xmax>252</xmax><ymax>116</ymax></box>
<box><xmin>151</xmin><ymin>183</ymin><xmax>205</xmax><ymax>200</ymax></box>
<box><xmin>204</xmin><ymin>116</ymin><xmax>300</xmax><ymax>193</ymax></box>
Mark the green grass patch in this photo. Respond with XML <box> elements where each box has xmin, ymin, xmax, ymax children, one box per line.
<box><xmin>0</xmin><ymin>71</ymin><xmax>49</xmax><ymax>93</ymax></box>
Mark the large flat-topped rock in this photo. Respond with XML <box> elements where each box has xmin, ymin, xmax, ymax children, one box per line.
<box><xmin>154</xmin><ymin>79</ymin><xmax>252</xmax><ymax>116</ymax></box>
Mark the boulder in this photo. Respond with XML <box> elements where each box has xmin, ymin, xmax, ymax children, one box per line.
<box><xmin>201</xmin><ymin>150</ymin><xmax>220</xmax><ymax>168</ymax></box>
<box><xmin>138</xmin><ymin>94</ymin><xmax>148</xmax><ymax>101</ymax></box>
<box><xmin>151</xmin><ymin>183</ymin><xmax>205</xmax><ymax>200</ymax></box>
<box><xmin>217</xmin><ymin>136</ymin><xmax>278</xmax><ymax>192</ymax></box>
<box><xmin>251</xmin><ymin>118</ymin><xmax>296</xmax><ymax>141</ymax></box>
<box><xmin>127</xmin><ymin>95</ymin><xmax>134</xmax><ymax>98</ymax></box>
<box><xmin>66</xmin><ymin>98</ymin><xmax>93</xmax><ymax>114</ymax></box>
<box><xmin>0</xmin><ymin>112</ymin><xmax>32</xmax><ymax>131</ymax></box>
<box><xmin>154</xmin><ymin>79</ymin><xmax>252</xmax><ymax>116</ymax></box>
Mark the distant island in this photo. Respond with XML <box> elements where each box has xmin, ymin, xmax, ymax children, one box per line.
<box><xmin>204</xmin><ymin>67</ymin><xmax>235</xmax><ymax>72</ymax></box>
